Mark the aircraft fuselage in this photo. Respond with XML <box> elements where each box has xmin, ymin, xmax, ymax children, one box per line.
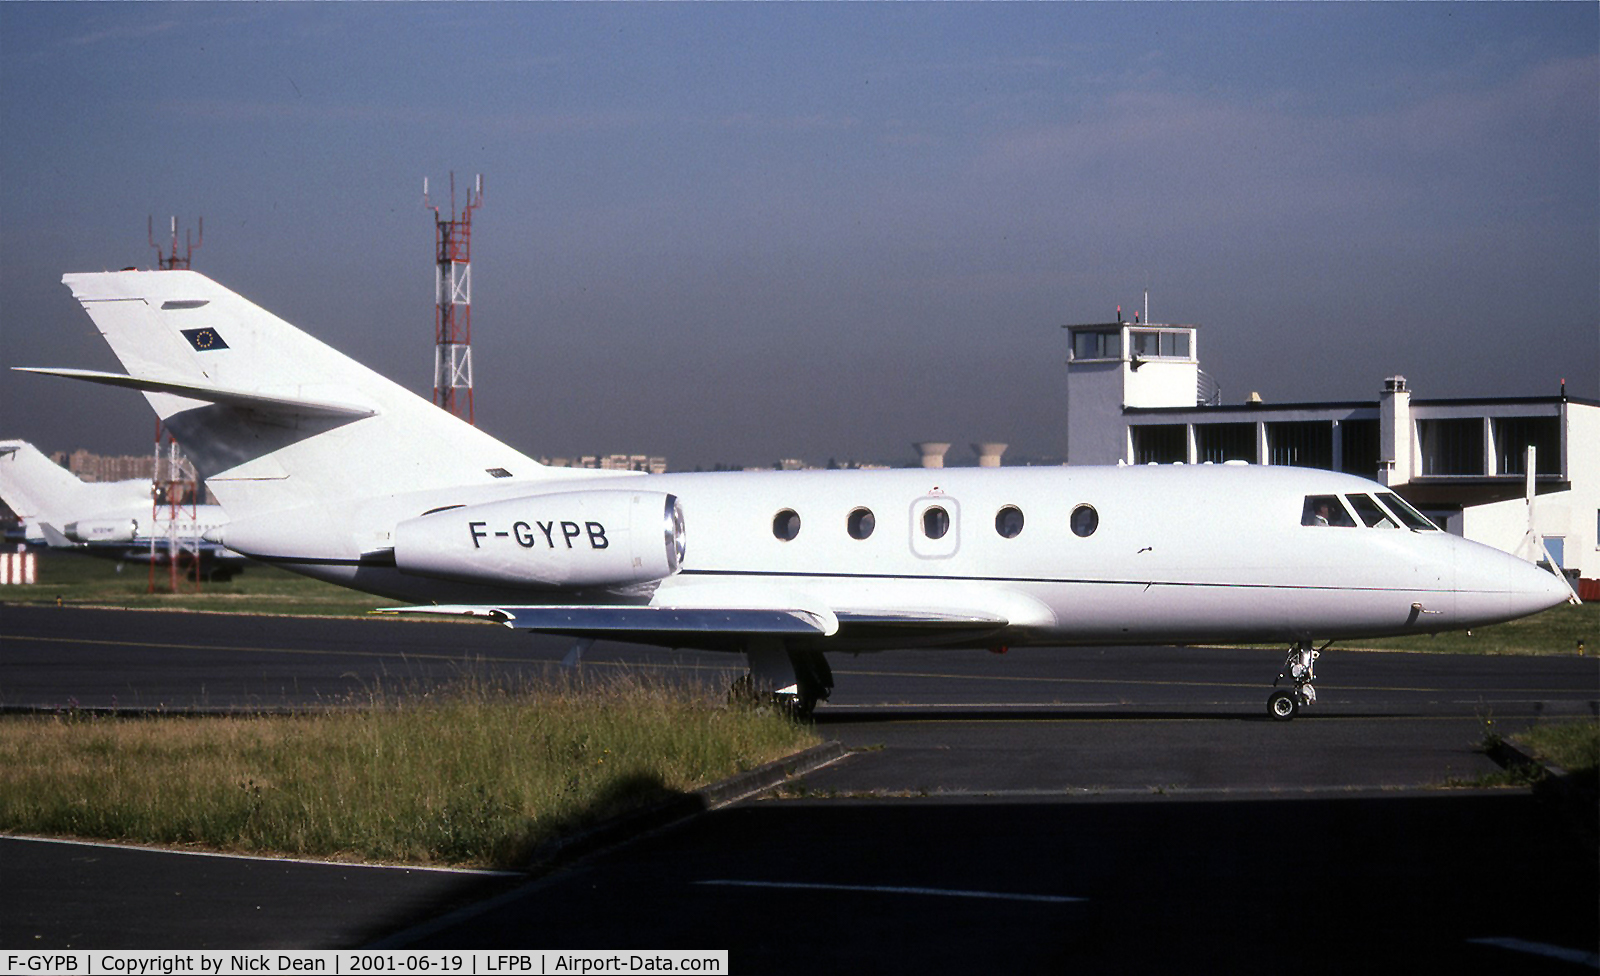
<box><xmin>220</xmin><ymin>463</ymin><xmax>1568</xmax><ymax>651</ymax></box>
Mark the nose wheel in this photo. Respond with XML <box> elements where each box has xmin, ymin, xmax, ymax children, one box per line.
<box><xmin>1268</xmin><ymin>641</ymin><xmax>1325</xmax><ymax>721</ymax></box>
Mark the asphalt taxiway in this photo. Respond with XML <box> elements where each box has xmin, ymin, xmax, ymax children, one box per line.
<box><xmin>2</xmin><ymin>606</ymin><xmax>1596</xmax><ymax>969</ymax></box>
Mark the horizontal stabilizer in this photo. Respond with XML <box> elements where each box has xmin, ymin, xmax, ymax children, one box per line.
<box><xmin>37</xmin><ymin>523</ymin><xmax>74</xmax><ymax>549</ymax></box>
<box><xmin>12</xmin><ymin>367</ymin><xmax>377</xmax><ymax>420</ymax></box>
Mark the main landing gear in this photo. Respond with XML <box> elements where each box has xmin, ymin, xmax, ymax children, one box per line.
<box><xmin>1267</xmin><ymin>640</ymin><xmax>1327</xmax><ymax>721</ymax></box>
<box><xmin>732</xmin><ymin>639</ymin><xmax>833</xmax><ymax>720</ymax></box>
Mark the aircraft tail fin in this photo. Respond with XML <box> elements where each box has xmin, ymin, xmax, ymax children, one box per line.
<box><xmin>0</xmin><ymin>439</ymin><xmax>149</xmax><ymax>534</ymax></box>
<box><xmin>43</xmin><ymin>271</ymin><xmax>567</xmax><ymax>520</ymax></box>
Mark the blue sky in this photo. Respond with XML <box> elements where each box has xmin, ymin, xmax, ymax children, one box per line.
<box><xmin>2</xmin><ymin>3</ymin><xmax>1595</xmax><ymax>469</ymax></box>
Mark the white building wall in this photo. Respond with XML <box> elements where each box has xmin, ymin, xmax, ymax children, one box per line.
<box><xmin>1123</xmin><ymin>358</ymin><xmax>1199</xmax><ymax>410</ymax></box>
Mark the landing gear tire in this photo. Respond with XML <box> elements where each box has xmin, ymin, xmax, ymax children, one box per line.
<box><xmin>1267</xmin><ymin>640</ymin><xmax>1326</xmax><ymax>721</ymax></box>
<box><xmin>777</xmin><ymin>692</ymin><xmax>819</xmax><ymax>722</ymax></box>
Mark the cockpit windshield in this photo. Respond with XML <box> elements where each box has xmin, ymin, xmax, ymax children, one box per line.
<box><xmin>1301</xmin><ymin>495</ymin><xmax>1356</xmax><ymax>527</ymax></box>
<box><xmin>1345</xmin><ymin>493</ymin><xmax>1399</xmax><ymax>529</ymax></box>
<box><xmin>1375</xmin><ymin>492</ymin><xmax>1439</xmax><ymax>531</ymax></box>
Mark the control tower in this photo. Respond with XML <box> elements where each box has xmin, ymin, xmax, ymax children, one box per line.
<box><xmin>1062</xmin><ymin>299</ymin><xmax>1206</xmax><ymax>465</ymax></box>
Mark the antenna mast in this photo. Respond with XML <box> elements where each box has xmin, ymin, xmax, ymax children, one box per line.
<box><xmin>424</xmin><ymin>173</ymin><xmax>484</xmax><ymax>424</ymax></box>
<box><xmin>149</xmin><ymin>215</ymin><xmax>203</xmax><ymax>270</ymax></box>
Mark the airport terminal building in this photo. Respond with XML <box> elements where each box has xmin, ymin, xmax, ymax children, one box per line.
<box><xmin>1064</xmin><ymin>317</ymin><xmax>1599</xmax><ymax>589</ymax></box>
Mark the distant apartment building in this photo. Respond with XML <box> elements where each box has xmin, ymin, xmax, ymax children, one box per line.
<box><xmin>53</xmin><ymin>449</ymin><xmax>157</xmax><ymax>483</ymax></box>
<box><xmin>540</xmin><ymin>454</ymin><xmax>668</xmax><ymax>475</ymax></box>
<box><xmin>45</xmin><ymin>448</ymin><xmax>208</xmax><ymax>504</ymax></box>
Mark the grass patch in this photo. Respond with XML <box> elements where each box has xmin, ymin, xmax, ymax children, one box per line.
<box><xmin>2</xmin><ymin>549</ymin><xmax>400</xmax><ymax>616</ymax></box>
<box><xmin>0</xmin><ymin>674</ymin><xmax>816</xmax><ymax>868</ymax></box>
<box><xmin>1514</xmin><ymin>720</ymin><xmax>1600</xmax><ymax>776</ymax></box>
<box><xmin>1340</xmin><ymin>602</ymin><xmax>1595</xmax><ymax>656</ymax></box>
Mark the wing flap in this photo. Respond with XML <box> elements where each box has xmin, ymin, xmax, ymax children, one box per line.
<box><xmin>373</xmin><ymin>603</ymin><xmax>1013</xmax><ymax>641</ymax></box>
<box><xmin>374</xmin><ymin>604</ymin><xmax>835</xmax><ymax>636</ymax></box>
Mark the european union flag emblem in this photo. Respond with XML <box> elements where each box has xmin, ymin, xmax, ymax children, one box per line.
<box><xmin>181</xmin><ymin>327</ymin><xmax>228</xmax><ymax>352</ymax></box>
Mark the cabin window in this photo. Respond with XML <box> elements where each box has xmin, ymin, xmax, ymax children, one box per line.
<box><xmin>1301</xmin><ymin>495</ymin><xmax>1356</xmax><ymax>527</ymax></box>
<box><xmin>1070</xmin><ymin>504</ymin><xmax>1098</xmax><ymax>538</ymax></box>
<box><xmin>847</xmin><ymin>508</ymin><xmax>875</xmax><ymax>540</ymax></box>
<box><xmin>773</xmin><ymin>509</ymin><xmax>801</xmax><ymax>541</ymax></box>
<box><xmin>922</xmin><ymin>506</ymin><xmax>950</xmax><ymax>540</ymax></box>
<box><xmin>1345</xmin><ymin>493</ymin><xmax>1398</xmax><ymax>528</ymax></box>
<box><xmin>1375</xmin><ymin>492</ymin><xmax>1439</xmax><ymax>531</ymax></box>
<box><xmin>995</xmin><ymin>506</ymin><xmax>1024</xmax><ymax>539</ymax></box>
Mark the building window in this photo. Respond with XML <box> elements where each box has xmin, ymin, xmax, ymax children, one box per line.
<box><xmin>1129</xmin><ymin>329</ymin><xmax>1190</xmax><ymax>359</ymax></box>
<box><xmin>1339</xmin><ymin>419</ymin><xmax>1380</xmax><ymax>478</ymax></box>
<box><xmin>1132</xmin><ymin>425</ymin><xmax>1186</xmax><ymax>464</ymax></box>
<box><xmin>1493</xmin><ymin>417</ymin><xmax>1561</xmax><ymax>476</ymax></box>
<box><xmin>1071</xmin><ymin>328</ymin><xmax>1121</xmax><ymax>362</ymax></box>
<box><xmin>773</xmin><ymin>509</ymin><xmax>801</xmax><ymax>541</ymax></box>
<box><xmin>995</xmin><ymin>506</ymin><xmax>1024</xmax><ymax>539</ymax></box>
<box><xmin>922</xmin><ymin>506</ymin><xmax>950</xmax><ymax>540</ymax></box>
<box><xmin>1195</xmin><ymin>423</ymin><xmax>1255</xmax><ymax>464</ymax></box>
<box><xmin>1542</xmin><ymin>537</ymin><xmax>1565</xmax><ymax>568</ymax></box>
<box><xmin>847</xmin><ymin>508</ymin><xmax>875</xmax><ymax>540</ymax></box>
<box><xmin>1070</xmin><ymin>504</ymin><xmax>1098</xmax><ymax>538</ymax></box>
<box><xmin>1418</xmin><ymin>419</ymin><xmax>1485</xmax><ymax>476</ymax></box>
<box><xmin>1266</xmin><ymin>421</ymin><xmax>1333</xmax><ymax>470</ymax></box>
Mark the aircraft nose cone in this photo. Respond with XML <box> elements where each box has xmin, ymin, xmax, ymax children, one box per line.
<box><xmin>1452</xmin><ymin>538</ymin><xmax>1573</xmax><ymax>627</ymax></box>
<box><xmin>1511</xmin><ymin>558</ymin><xmax>1574</xmax><ymax>617</ymax></box>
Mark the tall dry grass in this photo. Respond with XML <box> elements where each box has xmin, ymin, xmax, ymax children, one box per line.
<box><xmin>0</xmin><ymin>672</ymin><xmax>815</xmax><ymax>867</ymax></box>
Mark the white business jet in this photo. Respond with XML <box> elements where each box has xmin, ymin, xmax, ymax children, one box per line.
<box><xmin>19</xmin><ymin>271</ymin><xmax>1573</xmax><ymax>719</ymax></box>
<box><xmin>0</xmin><ymin>438</ymin><xmax>242</xmax><ymax>578</ymax></box>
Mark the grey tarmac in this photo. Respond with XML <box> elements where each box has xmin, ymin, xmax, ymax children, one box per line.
<box><xmin>1</xmin><ymin>606</ymin><xmax>1595</xmax><ymax>970</ymax></box>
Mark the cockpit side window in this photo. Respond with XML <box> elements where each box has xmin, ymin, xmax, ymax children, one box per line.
<box><xmin>1345</xmin><ymin>493</ymin><xmax>1398</xmax><ymax>528</ymax></box>
<box><xmin>1376</xmin><ymin>492</ymin><xmax>1439</xmax><ymax>531</ymax></box>
<box><xmin>1301</xmin><ymin>495</ymin><xmax>1356</xmax><ymax>527</ymax></box>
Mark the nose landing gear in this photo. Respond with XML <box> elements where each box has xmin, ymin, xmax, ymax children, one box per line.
<box><xmin>1268</xmin><ymin>641</ymin><xmax>1326</xmax><ymax>721</ymax></box>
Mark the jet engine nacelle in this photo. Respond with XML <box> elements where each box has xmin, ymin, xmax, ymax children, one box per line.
<box><xmin>64</xmin><ymin>518</ymin><xmax>138</xmax><ymax>543</ymax></box>
<box><xmin>393</xmin><ymin>490</ymin><xmax>685</xmax><ymax>589</ymax></box>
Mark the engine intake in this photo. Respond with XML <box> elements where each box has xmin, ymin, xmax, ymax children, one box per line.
<box><xmin>393</xmin><ymin>490</ymin><xmax>684</xmax><ymax>589</ymax></box>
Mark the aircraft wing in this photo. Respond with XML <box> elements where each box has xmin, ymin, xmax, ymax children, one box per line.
<box><xmin>374</xmin><ymin>603</ymin><xmax>1011</xmax><ymax>642</ymax></box>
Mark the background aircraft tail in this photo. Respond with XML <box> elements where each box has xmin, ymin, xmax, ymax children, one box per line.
<box><xmin>47</xmin><ymin>271</ymin><xmax>559</xmax><ymax>520</ymax></box>
<box><xmin>0</xmin><ymin>439</ymin><xmax>152</xmax><ymax>537</ymax></box>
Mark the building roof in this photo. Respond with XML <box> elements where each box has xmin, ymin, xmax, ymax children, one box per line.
<box><xmin>1124</xmin><ymin>393</ymin><xmax>1598</xmax><ymax>417</ymax></box>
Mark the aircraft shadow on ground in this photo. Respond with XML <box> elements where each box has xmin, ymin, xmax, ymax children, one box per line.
<box><xmin>365</xmin><ymin>790</ymin><xmax>1598</xmax><ymax>972</ymax></box>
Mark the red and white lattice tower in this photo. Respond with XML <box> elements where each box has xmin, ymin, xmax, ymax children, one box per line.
<box><xmin>145</xmin><ymin>217</ymin><xmax>204</xmax><ymax>591</ymax></box>
<box><xmin>425</xmin><ymin>174</ymin><xmax>484</xmax><ymax>424</ymax></box>
<box><xmin>148</xmin><ymin>422</ymin><xmax>202</xmax><ymax>594</ymax></box>
<box><xmin>149</xmin><ymin>215</ymin><xmax>202</xmax><ymax>270</ymax></box>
